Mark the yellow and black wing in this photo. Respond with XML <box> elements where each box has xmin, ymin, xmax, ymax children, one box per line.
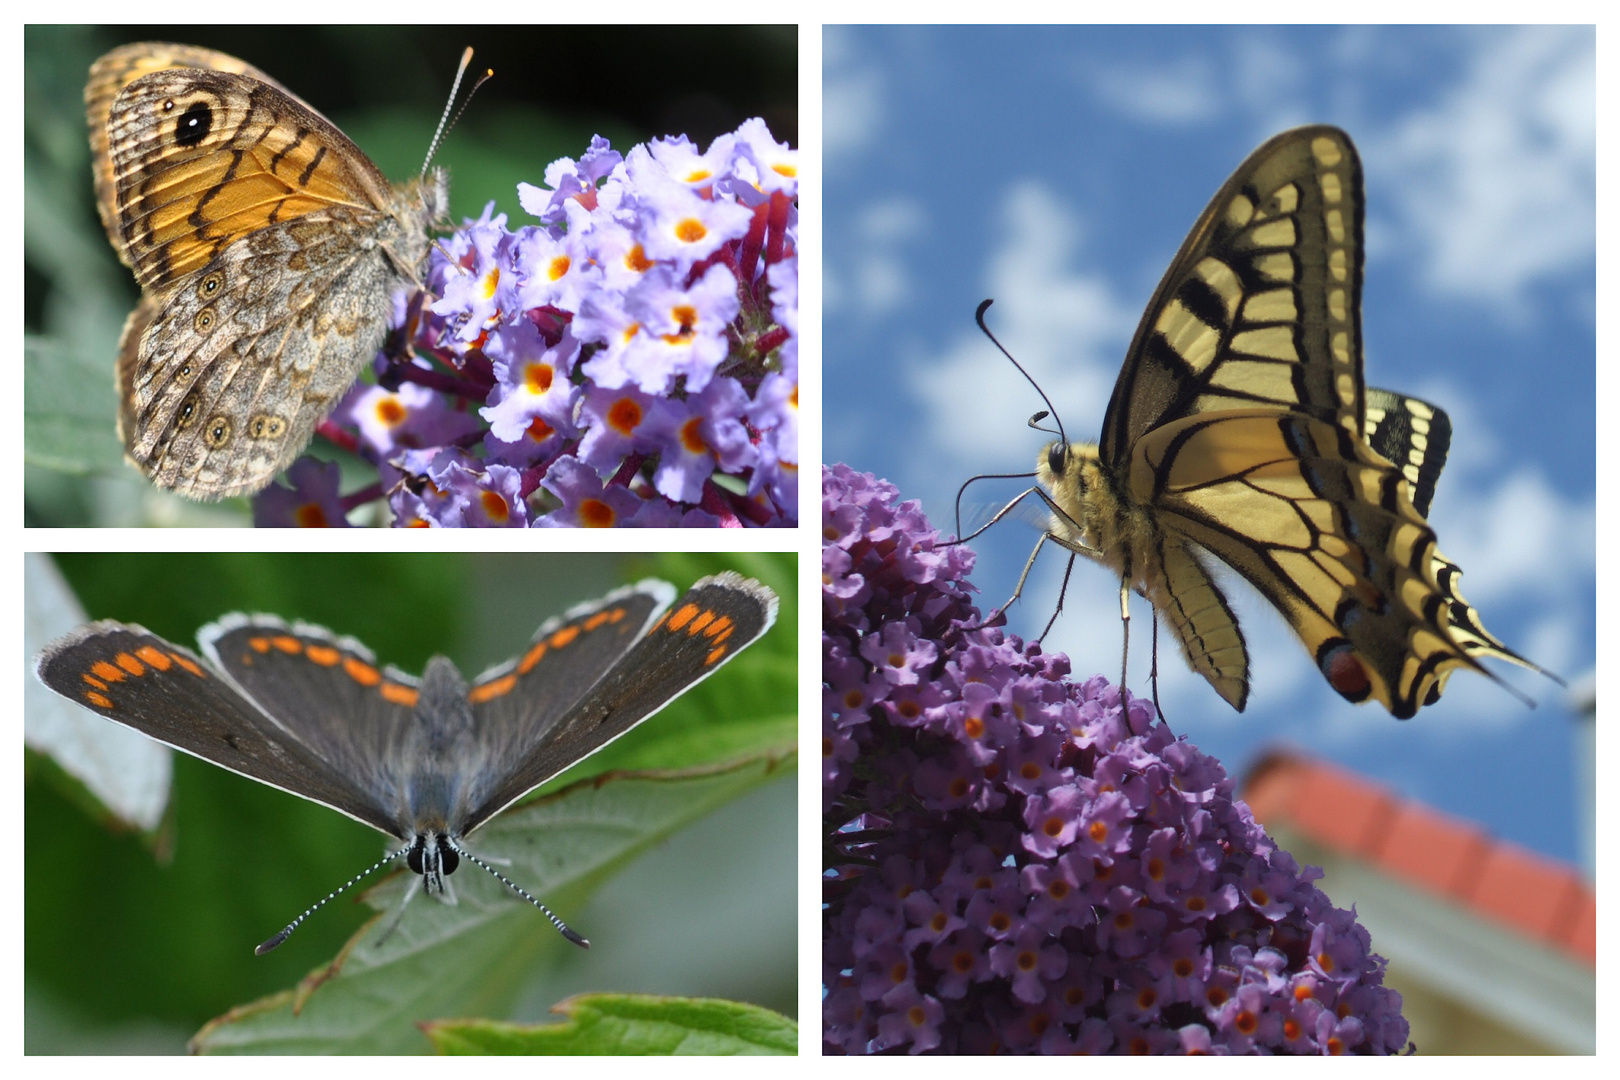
<box><xmin>1087</xmin><ymin>125</ymin><xmax>1549</xmax><ymax>717</ymax></box>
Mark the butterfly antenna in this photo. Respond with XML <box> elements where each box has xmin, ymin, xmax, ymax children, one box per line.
<box><xmin>255</xmin><ymin>846</ymin><xmax>412</xmax><ymax>955</ymax></box>
<box><xmin>449</xmin><ymin>841</ymin><xmax>590</xmax><ymax>949</ymax></box>
<box><xmin>977</xmin><ymin>299</ymin><xmax>1068</xmax><ymax>450</ymax></box>
<box><xmin>421</xmin><ymin>47</ymin><xmax>494</xmax><ymax>176</ymax></box>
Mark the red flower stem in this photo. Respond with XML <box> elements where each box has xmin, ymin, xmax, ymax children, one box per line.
<box><xmin>609</xmin><ymin>453</ymin><xmax>644</xmax><ymax>487</ymax></box>
<box><xmin>340</xmin><ymin>482</ymin><xmax>385</xmax><ymax>512</ymax></box>
<box><xmin>700</xmin><ymin>480</ymin><xmax>744</xmax><ymax>527</ymax></box>
<box><xmin>316</xmin><ymin>420</ymin><xmax>359</xmax><ymax>453</ymax></box>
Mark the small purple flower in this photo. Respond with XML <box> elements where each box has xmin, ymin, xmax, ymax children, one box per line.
<box><xmin>533</xmin><ymin>456</ymin><xmax>645</xmax><ymax>528</ymax></box>
<box><xmin>988</xmin><ymin>924</ymin><xmax>1067</xmax><ymax>1003</ymax></box>
<box><xmin>822</xmin><ymin>464</ymin><xmax>1409</xmax><ymax>1055</ymax></box>
<box><xmin>249</xmin><ymin>121</ymin><xmax>797</xmax><ymax>527</ymax></box>
<box><xmin>874</xmin><ymin>984</ymin><xmax>945</xmax><ymax>1054</ymax></box>
<box><xmin>253</xmin><ymin>458</ymin><xmax>352</xmax><ymax>528</ymax></box>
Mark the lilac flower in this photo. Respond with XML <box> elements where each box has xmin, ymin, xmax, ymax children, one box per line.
<box><xmin>823</xmin><ymin>463</ymin><xmax>1411</xmax><ymax>1055</ymax></box>
<box><xmin>250</xmin><ymin>121</ymin><xmax>797</xmax><ymax>528</ymax></box>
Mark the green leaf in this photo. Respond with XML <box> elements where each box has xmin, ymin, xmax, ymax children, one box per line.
<box><xmin>188</xmin><ymin>752</ymin><xmax>795</xmax><ymax>1054</ymax></box>
<box><xmin>23</xmin><ymin>334</ymin><xmax>124</xmax><ymax>474</ymax></box>
<box><xmin>424</xmin><ymin>993</ymin><xmax>797</xmax><ymax>1055</ymax></box>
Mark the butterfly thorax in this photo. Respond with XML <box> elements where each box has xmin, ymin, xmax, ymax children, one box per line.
<box><xmin>392</xmin><ymin>655</ymin><xmax>479</xmax><ymax>838</ymax></box>
<box><xmin>385</xmin><ymin>167</ymin><xmax>450</xmax><ymax>283</ymax></box>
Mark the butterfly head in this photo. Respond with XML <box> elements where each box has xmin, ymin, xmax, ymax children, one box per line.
<box><xmin>406</xmin><ymin>830</ymin><xmax>462</xmax><ymax>899</ymax></box>
<box><xmin>1035</xmin><ymin>440</ymin><xmax>1111</xmax><ymax>550</ymax></box>
<box><xmin>1035</xmin><ymin>440</ymin><xmax>1101</xmax><ymax>497</ymax></box>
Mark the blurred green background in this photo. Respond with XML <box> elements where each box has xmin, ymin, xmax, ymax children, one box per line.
<box><xmin>25</xmin><ymin>552</ymin><xmax>797</xmax><ymax>1053</ymax></box>
<box><xmin>24</xmin><ymin>25</ymin><xmax>798</xmax><ymax>526</ymax></box>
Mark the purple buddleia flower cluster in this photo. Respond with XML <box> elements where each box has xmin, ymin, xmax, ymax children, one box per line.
<box><xmin>822</xmin><ymin>463</ymin><xmax>1410</xmax><ymax>1055</ymax></box>
<box><xmin>253</xmin><ymin>120</ymin><xmax>798</xmax><ymax>528</ymax></box>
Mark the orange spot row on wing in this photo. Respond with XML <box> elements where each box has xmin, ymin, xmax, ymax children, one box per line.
<box><xmin>78</xmin><ymin>642</ymin><xmax>203</xmax><ymax>710</ymax></box>
<box><xmin>244</xmin><ymin>632</ymin><xmax>405</xmax><ymax>697</ymax></box>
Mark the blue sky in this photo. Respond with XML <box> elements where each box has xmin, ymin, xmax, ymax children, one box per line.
<box><xmin>824</xmin><ymin>25</ymin><xmax>1595</xmax><ymax>867</ymax></box>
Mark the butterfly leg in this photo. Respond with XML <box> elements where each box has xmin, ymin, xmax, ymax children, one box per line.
<box><xmin>949</xmin><ymin>484</ymin><xmax>1044</xmax><ymax>546</ymax></box>
<box><xmin>1037</xmin><ymin>552</ymin><xmax>1076</xmax><ymax>644</ymax></box>
<box><xmin>959</xmin><ymin>531</ymin><xmax>1047</xmax><ymax>631</ymax></box>
<box><xmin>1149</xmin><ymin>612</ymin><xmax>1166</xmax><ymax>725</ymax></box>
<box><xmin>1118</xmin><ymin>577</ymin><xmax>1131</xmax><ymax>701</ymax></box>
<box><xmin>953</xmin><ymin>483</ymin><xmax>1100</xmax><ymax>633</ymax></box>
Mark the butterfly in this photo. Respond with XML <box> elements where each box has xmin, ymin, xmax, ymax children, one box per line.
<box><xmin>35</xmin><ymin>571</ymin><xmax>779</xmax><ymax>952</ymax></box>
<box><xmin>85</xmin><ymin>42</ymin><xmax>451</xmax><ymax>500</ymax></box>
<box><xmin>973</xmin><ymin>125</ymin><xmax>1556</xmax><ymax>718</ymax></box>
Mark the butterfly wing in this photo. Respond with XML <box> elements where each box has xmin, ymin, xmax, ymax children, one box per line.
<box><xmin>460</xmin><ymin>572</ymin><xmax>779</xmax><ymax>834</ymax></box>
<box><xmin>86</xmin><ymin>42</ymin><xmax>295</xmax><ymax>266</ymax></box>
<box><xmin>100</xmin><ymin>61</ymin><xmax>395</xmax><ymax>291</ymax></box>
<box><xmin>34</xmin><ymin>621</ymin><xmax>399</xmax><ymax>834</ymax></box>
<box><xmin>1130</xmin><ymin>408</ymin><xmax>1514</xmax><ymax>718</ymax></box>
<box><xmin>1092</xmin><ymin>126</ymin><xmax>1546</xmax><ymax>715</ymax></box>
<box><xmin>116</xmin><ymin>192</ymin><xmax>427</xmax><ymax>499</ymax></box>
<box><xmin>1098</xmin><ymin>126</ymin><xmax>1365</xmax><ymax>470</ymax></box>
<box><xmin>1363</xmin><ymin>387</ymin><xmax>1451</xmax><ymax>518</ymax></box>
<box><xmin>199</xmin><ymin>614</ymin><xmax>429</xmax><ymax>837</ymax></box>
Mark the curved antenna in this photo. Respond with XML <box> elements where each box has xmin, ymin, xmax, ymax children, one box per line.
<box><xmin>976</xmin><ymin>299</ymin><xmax>1067</xmax><ymax>451</ymax></box>
<box><xmin>421</xmin><ymin>47</ymin><xmax>494</xmax><ymax>177</ymax></box>
<box><xmin>449</xmin><ymin>839</ymin><xmax>590</xmax><ymax>949</ymax></box>
<box><xmin>1027</xmin><ymin>411</ymin><xmax>1063</xmax><ymax>438</ymax></box>
<box><xmin>255</xmin><ymin>846</ymin><xmax>412</xmax><ymax>955</ymax></box>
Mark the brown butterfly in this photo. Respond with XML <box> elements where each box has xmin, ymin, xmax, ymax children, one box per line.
<box><xmin>86</xmin><ymin>42</ymin><xmax>449</xmax><ymax>500</ymax></box>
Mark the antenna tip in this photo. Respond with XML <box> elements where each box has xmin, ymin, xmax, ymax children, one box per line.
<box><xmin>976</xmin><ymin>298</ymin><xmax>995</xmax><ymax>318</ymax></box>
<box><xmin>563</xmin><ymin>928</ymin><xmax>591</xmax><ymax>949</ymax></box>
<box><xmin>255</xmin><ymin>929</ymin><xmax>291</xmax><ymax>956</ymax></box>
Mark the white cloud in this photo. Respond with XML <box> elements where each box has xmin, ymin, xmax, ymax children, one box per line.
<box><xmin>841</xmin><ymin>198</ymin><xmax>927</xmax><ymax>318</ymax></box>
<box><xmin>823</xmin><ymin>26</ymin><xmax>886</xmax><ymax>162</ymax></box>
<box><xmin>1088</xmin><ymin>55</ymin><xmax>1221</xmax><ymax>124</ymax></box>
<box><xmin>902</xmin><ymin>180</ymin><xmax>1138</xmax><ymax>512</ymax></box>
<box><xmin>1374</xmin><ymin>26</ymin><xmax>1595</xmax><ymax>315</ymax></box>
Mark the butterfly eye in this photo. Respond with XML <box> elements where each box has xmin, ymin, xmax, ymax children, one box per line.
<box><xmin>1046</xmin><ymin>442</ymin><xmax>1068</xmax><ymax>477</ymax></box>
<box><xmin>440</xmin><ymin>846</ymin><xmax>460</xmax><ymax>876</ymax></box>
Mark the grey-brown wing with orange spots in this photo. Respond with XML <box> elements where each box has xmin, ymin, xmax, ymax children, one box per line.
<box><xmin>198</xmin><ymin>613</ymin><xmax>424</xmax><ymax>836</ymax></box>
<box><xmin>34</xmin><ymin>620</ymin><xmax>397</xmax><ymax>834</ymax></box>
<box><xmin>460</xmin><ymin>572</ymin><xmax>779</xmax><ymax>833</ymax></box>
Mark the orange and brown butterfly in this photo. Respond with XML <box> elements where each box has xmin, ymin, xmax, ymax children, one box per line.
<box><xmin>85</xmin><ymin>42</ymin><xmax>449</xmax><ymax>500</ymax></box>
